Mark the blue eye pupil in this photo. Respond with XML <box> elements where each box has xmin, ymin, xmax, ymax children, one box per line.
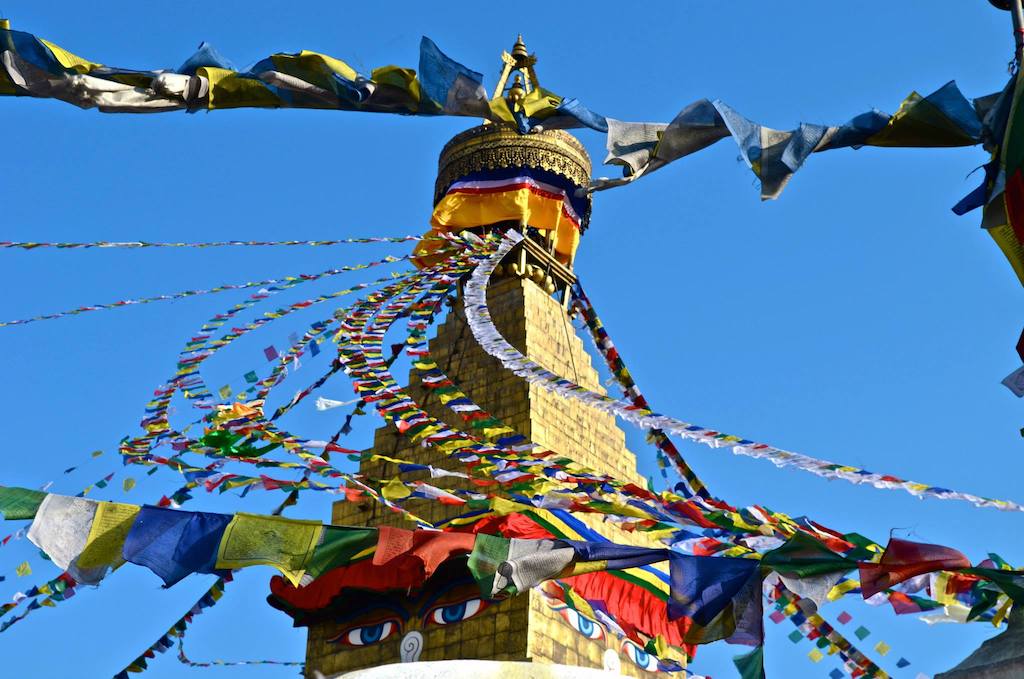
<box><xmin>577</xmin><ymin>616</ymin><xmax>594</xmax><ymax>636</ymax></box>
<box><xmin>360</xmin><ymin>623</ymin><xmax>385</xmax><ymax>644</ymax></box>
<box><xmin>441</xmin><ymin>602</ymin><xmax>467</xmax><ymax>623</ymax></box>
<box><xmin>634</xmin><ymin>647</ymin><xmax>649</xmax><ymax>665</ymax></box>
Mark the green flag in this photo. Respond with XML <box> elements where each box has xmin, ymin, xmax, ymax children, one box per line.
<box><xmin>304</xmin><ymin>526</ymin><xmax>378</xmax><ymax>581</ymax></box>
<box><xmin>732</xmin><ymin>646</ymin><xmax>765</xmax><ymax>679</ymax></box>
<box><xmin>467</xmin><ymin>533</ymin><xmax>510</xmax><ymax>598</ymax></box>
<box><xmin>762</xmin><ymin>533</ymin><xmax>856</xmax><ymax>577</ymax></box>
<box><xmin>0</xmin><ymin>487</ymin><xmax>47</xmax><ymax>520</ymax></box>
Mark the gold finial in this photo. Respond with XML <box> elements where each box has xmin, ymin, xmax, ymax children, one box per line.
<box><xmin>492</xmin><ymin>35</ymin><xmax>540</xmax><ymax>103</ymax></box>
<box><xmin>0</xmin><ymin>19</ymin><xmax>10</xmax><ymax>30</ymax></box>
<box><xmin>507</xmin><ymin>74</ymin><xmax>526</xmax><ymax>108</ymax></box>
<box><xmin>511</xmin><ymin>34</ymin><xmax>529</xmax><ymax>63</ymax></box>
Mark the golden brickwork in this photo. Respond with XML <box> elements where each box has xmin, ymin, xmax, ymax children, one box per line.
<box><xmin>311</xmin><ymin>275</ymin><xmax>665</xmax><ymax>678</ymax></box>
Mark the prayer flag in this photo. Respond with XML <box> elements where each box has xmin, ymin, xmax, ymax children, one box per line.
<box><xmin>490</xmin><ymin>538</ymin><xmax>574</xmax><ymax>597</ymax></box>
<box><xmin>859</xmin><ymin>538</ymin><xmax>970</xmax><ymax>598</ymax></box>
<box><xmin>837</xmin><ymin>610</ymin><xmax>852</xmax><ymax>624</ymax></box>
<box><xmin>788</xmin><ymin>629</ymin><xmax>802</xmax><ymax>643</ymax></box>
<box><xmin>668</xmin><ymin>553</ymin><xmax>762</xmax><ymax>645</ymax></box>
<box><xmin>263</xmin><ymin>346</ymin><xmax>278</xmax><ymax>361</ymax></box>
<box><xmin>762</xmin><ymin>532</ymin><xmax>856</xmax><ymax>606</ymax></box>
<box><xmin>72</xmin><ymin>501</ymin><xmax>140</xmax><ymax>584</ymax></box>
<box><xmin>983</xmin><ymin>73</ymin><xmax>1024</xmax><ymax>285</ymax></box>
<box><xmin>27</xmin><ymin>495</ymin><xmax>98</xmax><ymax>572</ymax></box>
<box><xmin>303</xmin><ymin>526</ymin><xmax>377</xmax><ymax>583</ymax></box>
<box><xmin>123</xmin><ymin>506</ymin><xmax>232</xmax><ymax>587</ymax></box>
<box><xmin>731</xmin><ymin>646</ymin><xmax>764</xmax><ymax>679</ymax></box>
<box><xmin>1001</xmin><ymin>365</ymin><xmax>1024</xmax><ymax>397</ymax></box>
<box><xmin>0</xmin><ymin>487</ymin><xmax>46</xmax><ymax>520</ymax></box>
<box><xmin>854</xmin><ymin>625</ymin><xmax>870</xmax><ymax>640</ymax></box>
<box><xmin>381</xmin><ymin>477</ymin><xmax>412</xmax><ymax>501</ymax></box>
<box><xmin>15</xmin><ymin>561</ymin><xmax>30</xmax><ymax>577</ymax></box>
<box><xmin>418</xmin><ymin>36</ymin><xmax>487</xmax><ymax>117</ymax></box>
<box><xmin>371</xmin><ymin>526</ymin><xmax>475</xmax><ymax>582</ymax></box>
<box><xmin>215</xmin><ymin>513</ymin><xmax>322</xmax><ymax>586</ymax></box>
<box><xmin>218</xmin><ymin>385</ymin><xmax>232</xmax><ymax>400</ymax></box>
<box><xmin>243</xmin><ymin>371</ymin><xmax>258</xmax><ymax>384</ymax></box>
<box><xmin>668</xmin><ymin>553</ymin><xmax>758</xmax><ymax>623</ymax></box>
<box><xmin>864</xmin><ymin>81</ymin><xmax>980</xmax><ymax>148</ymax></box>
<box><xmin>875</xmin><ymin>641</ymin><xmax>890</xmax><ymax>656</ymax></box>
<box><xmin>808</xmin><ymin>649</ymin><xmax>823</xmax><ymax>663</ymax></box>
<box><xmin>122</xmin><ymin>478</ymin><xmax>136</xmax><ymax>492</ymax></box>
<box><xmin>468</xmin><ymin>532</ymin><xmax>510</xmax><ymax>598</ymax></box>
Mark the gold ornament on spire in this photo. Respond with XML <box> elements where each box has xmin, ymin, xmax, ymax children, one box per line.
<box><xmin>492</xmin><ymin>35</ymin><xmax>541</xmax><ymax>110</ymax></box>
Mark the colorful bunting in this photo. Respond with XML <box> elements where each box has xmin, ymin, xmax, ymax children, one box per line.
<box><xmin>0</xmin><ymin>235</ymin><xmax>426</xmax><ymax>249</ymax></box>
<box><xmin>463</xmin><ymin>231</ymin><xmax>1024</xmax><ymax>513</ymax></box>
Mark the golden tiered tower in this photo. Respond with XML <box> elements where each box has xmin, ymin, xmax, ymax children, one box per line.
<box><xmin>303</xmin><ymin>38</ymin><xmax>666</xmax><ymax>679</ymax></box>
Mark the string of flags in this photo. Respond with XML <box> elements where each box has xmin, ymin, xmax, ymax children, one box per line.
<box><xmin>0</xmin><ymin>250</ymin><xmax>425</xmax><ymax>328</ymax></box>
<box><xmin>0</xmin><ymin>455</ymin><xmax>144</xmax><ymax>593</ymax></box>
<box><xmin>463</xmin><ymin>232</ymin><xmax>1024</xmax><ymax>514</ymax></box>
<box><xmin>3</xmin><ymin>487</ymin><xmax>1021</xmax><ymax>677</ymax></box>
<box><xmin>175</xmin><ymin>638</ymin><xmax>304</xmax><ymax>671</ymax></box>
<box><xmin>112</xmin><ymin>575</ymin><xmax>233</xmax><ymax>679</ymax></box>
<box><xmin>110</xmin><ymin>490</ymin><xmax>307</xmax><ymax>678</ymax></box>
<box><xmin>571</xmin><ymin>282</ymin><xmax>711</xmax><ymax>501</ymax></box>
<box><xmin>0</xmin><ymin>23</ymin><xmax>997</xmax><ymax>205</ymax></box>
<box><xmin>767</xmin><ymin>583</ymin><xmax>893</xmax><ymax>678</ymax></box>
<box><xmin>0</xmin><ymin>235</ymin><xmax>430</xmax><ymax>249</ymax></box>
<box><xmin>0</xmin><ymin>217</ymin><xmax>1018</xmax><ymax>678</ymax></box>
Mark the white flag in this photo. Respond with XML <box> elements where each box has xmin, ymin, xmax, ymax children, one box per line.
<box><xmin>315</xmin><ymin>396</ymin><xmax>359</xmax><ymax>411</ymax></box>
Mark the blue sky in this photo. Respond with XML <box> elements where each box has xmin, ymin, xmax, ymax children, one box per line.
<box><xmin>0</xmin><ymin>1</ymin><xmax>1022</xmax><ymax>677</ymax></box>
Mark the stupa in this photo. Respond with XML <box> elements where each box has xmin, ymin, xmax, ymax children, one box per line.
<box><xmin>268</xmin><ymin>37</ymin><xmax>673</xmax><ymax>679</ymax></box>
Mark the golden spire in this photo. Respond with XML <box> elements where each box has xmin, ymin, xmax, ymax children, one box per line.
<box><xmin>511</xmin><ymin>34</ymin><xmax>529</xmax><ymax>61</ymax></box>
<box><xmin>492</xmin><ymin>35</ymin><xmax>540</xmax><ymax>107</ymax></box>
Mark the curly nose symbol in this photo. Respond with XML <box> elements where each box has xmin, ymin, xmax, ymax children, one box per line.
<box><xmin>400</xmin><ymin>630</ymin><xmax>423</xmax><ymax>663</ymax></box>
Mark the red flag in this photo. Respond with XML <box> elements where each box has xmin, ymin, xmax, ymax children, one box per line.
<box><xmin>859</xmin><ymin>538</ymin><xmax>970</xmax><ymax>598</ymax></box>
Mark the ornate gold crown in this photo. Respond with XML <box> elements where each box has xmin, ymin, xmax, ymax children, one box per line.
<box><xmin>433</xmin><ymin>122</ymin><xmax>592</xmax><ymax>206</ymax></box>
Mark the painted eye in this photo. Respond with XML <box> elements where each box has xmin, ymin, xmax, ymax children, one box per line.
<box><xmin>621</xmin><ymin>640</ymin><xmax>660</xmax><ymax>672</ymax></box>
<box><xmin>557</xmin><ymin>607</ymin><xmax>605</xmax><ymax>641</ymax></box>
<box><xmin>427</xmin><ymin>598</ymin><xmax>486</xmax><ymax>625</ymax></box>
<box><xmin>330</xmin><ymin>620</ymin><xmax>399</xmax><ymax>646</ymax></box>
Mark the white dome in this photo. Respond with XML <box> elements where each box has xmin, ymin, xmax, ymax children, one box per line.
<box><xmin>321</xmin><ymin>659</ymin><xmax>628</xmax><ymax>679</ymax></box>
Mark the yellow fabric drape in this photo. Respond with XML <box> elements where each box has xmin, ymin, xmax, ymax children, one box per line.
<box><xmin>429</xmin><ymin>187</ymin><xmax>580</xmax><ymax>263</ymax></box>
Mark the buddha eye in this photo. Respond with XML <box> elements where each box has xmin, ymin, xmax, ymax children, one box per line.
<box><xmin>426</xmin><ymin>598</ymin><xmax>486</xmax><ymax>626</ymax></box>
<box><xmin>621</xmin><ymin>640</ymin><xmax>660</xmax><ymax>672</ymax></box>
<box><xmin>556</xmin><ymin>606</ymin><xmax>604</xmax><ymax>641</ymax></box>
<box><xmin>329</xmin><ymin>619</ymin><xmax>400</xmax><ymax>646</ymax></box>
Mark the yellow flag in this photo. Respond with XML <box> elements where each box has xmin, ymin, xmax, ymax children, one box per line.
<box><xmin>15</xmin><ymin>561</ymin><xmax>31</xmax><ymax>577</ymax></box>
<box><xmin>808</xmin><ymin>649</ymin><xmax>823</xmax><ymax>663</ymax></box>
<box><xmin>381</xmin><ymin>477</ymin><xmax>412</xmax><ymax>501</ymax></box>
<box><xmin>122</xmin><ymin>478</ymin><xmax>136</xmax><ymax>492</ymax></box>
<box><xmin>215</xmin><ymin>513</ymin><xmax>322</xmax><ymax>586</ymax></box>
<box><xmin>76</xmin><ymin>502</ymin><xmax>140</xmax><ymax>570</ymax></box>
